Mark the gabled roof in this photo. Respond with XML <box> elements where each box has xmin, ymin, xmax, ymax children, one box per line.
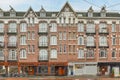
<box><xmin>57</xmin><ymin>1</ymin><xmax>77</xmax><ymax>17</ymax></box>
<box><xmin>88</xmin><ymin>6</ymin><xmax>93</xmax><ymax>12</ymax></box>
<box><xmin>24</xmin><ymin>6</ymin><xmax>38</xmax><ymax>17</ymax></box>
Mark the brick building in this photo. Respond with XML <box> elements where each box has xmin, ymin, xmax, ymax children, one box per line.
<box><xmin>0</xmin><ymin>2</ymin><xmax>120</xmax><ymax>76</ymax></box>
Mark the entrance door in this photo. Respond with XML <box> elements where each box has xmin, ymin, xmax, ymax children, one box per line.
<box><xmin>58</xmin><ymin>67</ymin><xmax>65</xmax><ymax>76</ymax></box>
<box><xmin>28</xmin><ymin>66</ymin><xmax>34</xmax><ymax>75</ymax></box>
<box><xmin>68</xmin><ymin>66</ymin><xmax>73</xmax><ymax>75</ymax></box>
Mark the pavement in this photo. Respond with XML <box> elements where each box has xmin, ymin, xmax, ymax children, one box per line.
<box><xmin>0</xmin><ymin>75</ymin><xmax>120</xmax><ymax>80</ymax></box>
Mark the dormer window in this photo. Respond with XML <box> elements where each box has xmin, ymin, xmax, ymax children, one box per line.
<box><xmin>101</xmin><ymin>6</ymin><xmax>106</xmax><ymax>17</ymax></box>
<box><xmin>88</xmin><ymin>6</ymin><xmax>93</xmax><ymax>17</ymax></box>
<box><xmin>9</xmin><ymin>6</ymin><xmax>16</xmax><ymax>17</ymax></box>
<box><xmin>40</xmin><ymin>12</ymin><xmax>46</xmax><ymax>17</ymax></box>
<box><xmin>40</xmin><ymin>6</ymin><xmax>46</xmax><ymax>17</ymax></box>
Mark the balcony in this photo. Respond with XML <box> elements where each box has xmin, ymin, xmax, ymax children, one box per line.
<box><xmin>99</xmin><ymin>44</ymin><xmax>109</xmax><ymax>48</ymax></box>
<box><xmin>7</xmin><ymin>28</ymin><xmax>17</xmax><ymax>34</ymax></box>
<box><xmin>8</xmin><ymin>42</ymin><xmax>17</xmax><ymax>48</ymax></box>
<box><xmin>0</xmin><ymin>42</ymin><xmax>4</xmax><ymax>48</ymax></box>
<box><xmin>86</xmin><ymin>44</ymin><xmax>96</xmax><ymax>48</ymax></box>
<box><xmin>38</xmin><ymin>42</ymin><xmax>48</xmax><ymax>48</ymax></box>
<box><xmin>86</xmin><ymin>30</ymin><xmax>96</xmax><ymax>35</ymax></box>
<box><xmin>7</xmin><ymin>56</ymin><xmax>17</xmax><ymax>62</ymax></box>
<box><xmin>38</xmin><ymin>30</ymin><xmax>48</xmax><ymax>35</ymax></box>
<box><xmin>38</xmin><ymin>56</ymin><xmax>48</xmax><ymax>62</ymax></box>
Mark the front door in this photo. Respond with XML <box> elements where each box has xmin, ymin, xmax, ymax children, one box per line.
<box><xmin>28</xmin><ymin>66</ymin><xmax>34</xmax><ymax>75</ymax></box>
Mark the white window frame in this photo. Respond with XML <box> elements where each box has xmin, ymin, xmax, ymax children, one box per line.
<box><xmin>50</xmin><ymin>23</ymin><xmax>57</xmax><ymax>32</ymax></box>
<box><xmin>86</xmin><ymin>36</ymin><xmax>94</xmax><ymax>46</ymax></box>
<box><xmin>99</xmin><ymin>23</ymin><xmax>107</xmax><ymax>33</ymax></box>
<box><xmin>86</xmin><ymin>49</ymin><xmax>94</xmax><ymax>58</ymax></box>
<box><xmin>20</xmin><ymin>49</ymin><xmax>27</xmax><ymax>59</ymax></box>
<box><xmin>78</xmin><ymin>49</ymin><xmax>84</xmax><ymax>59</ymax></box>
<box><xmin>78</xmin><ymin>36</ymin><xmax>84</xmax><ymax>45</ymax></box>
<box><xmin>99</xmin><ymin>49</ymin><xmax>107</xmax><ymax>58</ymax></box>
<box><xmin>39</xmin><ymin>36</ymin><xmax>48</xmax><ymax>46</ymax></box>
<box><xmin>20</xmin><ymin>35</ymin><xmax>26</xmax><ymax>45</ymax></box>
<box><xmin>20</xmin><ymin>23</ymin><xmax>27</xmax><ymax>32</ymax></box>
<box><xmin>78</xmin><ymin>23</ymin><xmax>84</xmax><ymax>32</ymax></box>
<box><xmin>99</xmin><ymin>36</ymin><xmax>107</xmax><ymax>46</ymax></box>
<box><xmin>39</xmin><ymin>23</ymin><xmax>47</xmax><ymax>32</ymax></box>
<box><xmin>50</xmin><ymin>49</ymin><xmax>57</xmax><ymax>59</ymax></box>
<box><xmin>50</xmin><ymin>36</ymin><xmax>57</xmax><ymax>45</ymax></box>
<box><xmin>0</xmin><ymin>23</ymin><xmax>4</xmax><ymax>32</ymax></box>
<box><xmin>9</xmin><ymin>49</ymin><xmax>16</xmax><ymax>60</ymax></box>
<box><xmin>9</xmin><ymin>22</ymin><xmax>17</xmax><ymax>32</ymax></box>
<box><xmin>86</xmin><ymin>23</ymin><xmax>95</xmax><ymax>33</ymax></box>
<box><xmin>39</xmin><ymin>49</ymin><xmax>48</xmax><ymax>60</ymax></box>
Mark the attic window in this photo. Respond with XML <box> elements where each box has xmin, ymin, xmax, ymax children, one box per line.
<box><xmin>40</xmin><ymin>12</ymin><xmax>46</xmax><ymax>17</ymax></box>
<box><xmin>52</xmin><ymin>14</ymin><xmax>56</xmax><ymax>17</ymax></box>
<box><xmin>78</xmin><ymin>14</ymin><xmax>82</xmax><ymax>17</ymax></box>
<box><xmin>88</xmin><ymin>12</ymin><xmax>93</xmax><ymax>17</ymax></box>
<box><xmin>10</xmin><ymin>11</ymin><xmax>16</xmax><ymax>17</ymax></box>
<box><xmin>101</xmin><ymin>12</ymin><xmax>106</xmax><ymax>17</ymax></box>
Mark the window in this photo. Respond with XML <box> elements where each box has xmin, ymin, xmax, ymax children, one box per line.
<box><xmin>86</xmin><ymin>36</ymin><xmax>94</xmax><ymax>46</ymax></box>
<box><xmin>38</xmin><ymin>66</ymin><xmax>48</xmax><ymax>73</ymax></box>
<box><xmin>39</xmin><ymin>36</ymin><xmax>48</xmax><ymax>46</ymax></box>
<box><xmin>50</xmin><ymin>23</ymin><xmax>57</xmax><ymax>32</ymax></box>
<box><xmin>9</xmin><ymin>49</ymin><xmax>16</xmax><ymax>60</ymax></box>
<box><xmin>20</xmin><ymin>23</ymin><xmax>27</xmax><ymax>32</ymax></box>
<box><xmin>63</xmin><ymin>44</ymin><xmax>66</xmax><ymax>53</ymax></box>
<box><xmin>0</xmin><ymin>11</ymin><xmax>3</xmax><ymax>17</ymax></box>
<box><xmin>28</xmin><ymin>17</ymin><xmax>34</xmax><ymax>25</ymax></box>
<box><xmin>78</xmin><ymin>23</ymin><xmax>84</xmax><ymax>32</ymax></box>
<box><xmin>112</xmin><ymin>49</ymin><xmax>116</xmax><ymax>58</ymax></box>
<box><xmin>99</xmin><ymin>23</ymin><xmax>107</xmax><ymax>33</ymax></box>
<box><xmin>31</xmin><ymin>31</ymin><xmax>34</xmax><ymax>40</ymax></box>
<box><xmin>40</xmin><ymin>12</ymin><xmax>46</xmax><ymax>17</ymax></box>
<box><xmin>9</xmin><ymin>22</ymin><xmax>17</xmax><ymax>32</ymax></box>
<box><xmin>101</xmin><ymin>12</ymin><xmax>106</xmax><ymax>17</ymax></box>
<box><xmin>50</xmin><ymin>36</ymin><xmax>57</xmax><ymax>45</ymax></box>
<box><xmin>88</xmin><ymin>12</ymin><xmax>93</xmax><ymax>17</ymax></box>
<box><xmin>39</xmin><ymin>23</ymin><xmax>47</xmax><ymax>32</ymax></box>
<box><xmin>39</xmin><ymin>49</ymin><xmax>48</xmax><ymax>60</ymax></box>
<box><xmin>78</xmin><ymin>36</ymin><xmax>84</xmax><ymax>45</ymax></box>
<box><xmin>63</xmin><ymin>32</ymin><xmax>66</xmax><ymax>40</ymax></box>
<box><xmin>28</xmin><ymin>31</ymin><xmax>30</xmax><ymax>40</ymax></box>
<box><xmin>99</xmin><ymin>49</ymin><xmax>107</xmax><ymax>58</ymax></box>
<box><xmin>86</xmin><ymin>23</ymin><xmax>95</xmax><ymax>33</ymax></box>
<box><xmin>69</xmin><ymin>45</ymin><xmax>72</xmax><ymax>53</ymax></box>
<box><xmin>0</xmin><ymin>49</ymin><xmax>4</xmax><ymax>60</ymax></box>
<box><xmin>20</xmin><ymin>49</ymin><xmax>26</xmax><ymax>59</ymax></box>
<box><xmin>31</xmin><ymin>45</ymin><xmax>35</xmax><ymax>52</ymax></box>
<box><xmin>28</xmin><ymin>45</ymin><xmax>31</xmax><ymax>52</ymax></box>
<box><xmin>59</xmin><ymin>32</ymin><xmax>62</xmax><ymax>40</ymax></box>
<box><xmin>50</xmin><ymin>49</ymin><xmax>57</xmax><ymax>59</ymax></box>
<box><xmin>59</xmin><ymin>44</ymin><xmax>62</xmax><ymax>53</ymax></box>
<box><xmin>112</xmin><ymin>23</ymin><xmax>116</xmax><ymax>32</ymax></box>
<box><xmin>8</xmin><ymin>36</ymin><xmax>16</xmax><ymax>46</ymax></box>
<box><xmin>0</xmin><ymin>23</ymin><xmax>4</xmax><ymax>32</ymax></box>
<box><xmin>99</xmin><ymin>36</ymin><xmax>107</xmax><ymax>46</ymax></box>
<box><xmin>78</xmin><ymin>49</ymin><xmax>84</xmax><ymax>58</ymax></box>
<box><xmin>20</xmin><ymin>35</ymin><xmax>26</xmax><ymax>45</ymax></box>
<box><xmin>86</xmin><ymin>49</ymin><xmax>94</xmax><ymax>58</ymax></box>
<box><xmin>0</xmin><ymin>36</ymin><xmax>4</xmax><ymax>42</ymax></box>
<box><xmin>112</xmin><ymin>35</ymin><xmax>116</xmax><ymax>45</ymax></box>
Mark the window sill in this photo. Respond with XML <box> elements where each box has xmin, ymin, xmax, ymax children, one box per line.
<box><xmin>20</xmin><ymin>58</ymin><xmax>27</xmax><ymax>60</ymax></box>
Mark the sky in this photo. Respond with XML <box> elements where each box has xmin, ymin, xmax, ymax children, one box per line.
<box><xmin>0</xmin><ymin>0</ymin><xmax>120</xmax><ymax>12</ymax></box>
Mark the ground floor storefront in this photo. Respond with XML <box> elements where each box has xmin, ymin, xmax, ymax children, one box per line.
<box><xmin>68</xmin><ymin>62</ymin><xmax>97</xmax><ymax>76</ymax></box>
<box><xmin>0</xmin><ymin>62</ymin><xmax>68</xmax><ymax>76</ymax></box>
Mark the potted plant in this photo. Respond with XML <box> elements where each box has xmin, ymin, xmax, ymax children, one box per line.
<box><xmin>111</xmin><ymin>69</ymin><xmax>114</xmax><ymax>77</ymax></box>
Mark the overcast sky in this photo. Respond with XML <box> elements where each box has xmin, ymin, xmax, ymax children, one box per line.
<box><xmin>0</xmin><ymin>0</ymin><xmax>120</xmax><ymax>12</ymax></box>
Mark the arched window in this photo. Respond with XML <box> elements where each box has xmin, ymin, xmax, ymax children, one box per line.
<box><xmin>50</xmin><ymin>49</ymin><xmax>57</xmax><ymax>58</ymax></box>
<box><xmin>39</xmin><ymin>23</ymin><xmax>47</xmax><ymax>32</ymax></box>
<box><xmin>99</xmin><ymin>49</ymin><xmax>107</xmax><ymax>58</ymax></box>
<box><xmin>39</xmin><ymin>36</ymin><xmax>48</xmax><ymax>46</ymax></box>
<box><xmin>9</xmin><ymin>22</ymin><xmax>17</xmax><ymax>32</ymax></box>
<box><xmin>87</xmin><ymin>36</ymin><xmax>94</xmax><ymax>46</ymax></box>
<box><xmin>9</xmin><ymin>36</ymin><xmax>16</xmax><ymax>43</ymax></box>
<box><xmin>99</xmin><ymin>36</ymin><xmax>107</xmax><ymax>46</ymax></box>
<box><xmin>39</xmin><ymin>49</ymin><xmax>48</xmax><ymax>60</ymax></box>
<box><xmin>9</xmin><ymin>49</ymin><xmax>16</xmax><ymax>60</ymax></box>
<box><xmin>78</xmin><ymin>36</ymin><xmax>84</xmax><ymax>45</ymax></box>
<box><xmin>50</xmin><ymin>36</ymin><xmax>57</xmax><ymax>45</ymax></box>
<box><xmin>0</xmin><ymin>22</ymin><xmax>4</xmax><ymax>32</ymax></box>
<box><xmin>20</xmin><ymin>49</ymin><xmax>26</xmax><ymax>59</ymax></box>
<box><xmin>86</xmin><ymin>23</ymin><xmax>95</xmax><ymax>33</ymax></box>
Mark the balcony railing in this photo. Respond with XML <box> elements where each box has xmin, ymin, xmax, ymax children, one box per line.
<box><xmin>38</xmin><ymin>56</ymin><xmax>48</xmax><ymax>61</ymax></box>
<box><xmin>8</xmin><ymin>42</ymin><xmax>17</xmax><ymax>47</ymax></box>
<box><xmin>99</xmin><ymin>44</ymin><xmax>109</xmax><ymax>48</ymax></box>
<box><xmin>38</xmin><ymin>42</ymin><xmax>48</xmax><ymax>48</ymax></box>
<box><xmin>99</xmin><ymin>28</ymin><xmax>109</xmax><ymax>34</ymax></box>
<box><xmin>8</xmin><ymin>28</ymin><xmax>17</xmax><ymax>34</ymax></box>
<box><xmin>86</xmin><ymin>44</ymin><xmax>96</xmax><ymax>48</ymax></box>
<box><xmin>0</xmin><ymin>42</ymin><xmax>4</xmax><ymax>47</ymax></box>
<box><xmin>86</xmin><ymin>29</ymin><xmax>95</xmax><ymax>34</ymax></box>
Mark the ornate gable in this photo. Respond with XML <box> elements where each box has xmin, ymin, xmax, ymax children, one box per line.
<box><xmin>24</xmin><ymin>7</ymin><xmax>37</xmax><ymax>17</ymax></box>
